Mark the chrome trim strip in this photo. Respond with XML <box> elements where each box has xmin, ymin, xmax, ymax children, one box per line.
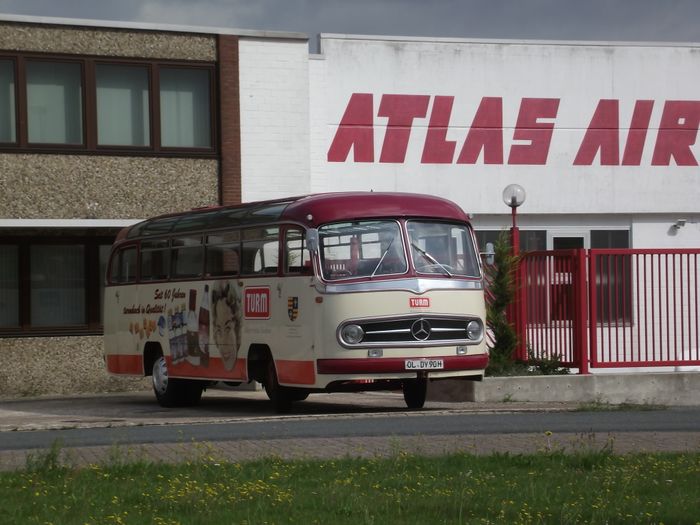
<box><xmin>316</xmin><ymin>277</ymin><xmax>483</xmax><ymax>294</ymax></box>
<box><xmin>365</xmin><ymin>328</ymin><xmax>412</xmax><ymax>335</ymax></box>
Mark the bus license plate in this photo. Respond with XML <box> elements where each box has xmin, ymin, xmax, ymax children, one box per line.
<box><xmin>405</xmin><ymin>359</ymin><xmax>444</xmax><ymax>370</ymax></box>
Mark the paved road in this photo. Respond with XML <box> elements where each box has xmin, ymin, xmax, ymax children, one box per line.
<box><xmin>0</xmin><ymin>390</ymin><xmax>699</xmax><ymax>470</ymax></box>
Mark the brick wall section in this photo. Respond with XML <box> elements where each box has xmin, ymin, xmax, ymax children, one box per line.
<box><xmin>218</xmin><ymin>35</ymin><xmax>242</xmax><ymax>206</ymax></box>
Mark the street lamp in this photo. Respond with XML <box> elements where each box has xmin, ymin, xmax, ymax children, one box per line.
<box><xmin>502</xmin><ymin>184</ymin><xmax>527</xmax><ymax>362</ymax></box>
<box><xmin>502</xmin><ymin>184</ymin><xmax>526</xmax><ymax>255</ymax></box>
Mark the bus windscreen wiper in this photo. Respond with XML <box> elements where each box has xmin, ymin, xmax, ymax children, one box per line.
<box><xmin>371</xmin><ymin>235</ymin><xmax>395</xmax><ymax>277</ymax></box>
<box><xmin>411</xmin><ymin>242</ymin><xmax>453</xmax><ymax>277</ymax></box>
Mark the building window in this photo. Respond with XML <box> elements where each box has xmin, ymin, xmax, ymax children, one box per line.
<box><xmin>96</xmin><ymin>64</ymin><xmax>150</xmax><ymax>147</ymax></box>
<box><xmin>0</xmin><ymin>234</ymin><xmax>114</xmax><ymax>336</ymax></box>
<box><xmin>591</xmin><ymin>230</ymin><xmax>631</xmax><ymax>324</ymax></box>
<box><xmin>0</xmin><ymin>52</ymin><xmax>216</xmax><ymax>156</ymax></box>
<box><xmin>475</xmin><ymin>230</ymin><xmax>546</xmax><ymax>252</ymax></box>
<box><xmin>160</xmin><ymin>67</ymin><xmax>211</xmax><ymax>148</ymax></box>
<box><xmin>27</xmin><ymin>61</ymin><xmax>83</xmax><ymax>144</ymax></box>
<box><xmin>30</xmin><ymin>245</ymin><xmax>85</xmax><ymax>326</ymax></box>
<box><xmin>0</xmin><ymin>245</ymin><xmax>18</xmax><ymax>327</ymax></box>
<box><xmin>591</xmin><ymin>230</ymin><xmax>629</xmax><ymax>249</ymax></box>
<box><xmin>0</xmin><ymin>59</ymin><xmax>16</xmax><ymax>143</ymax></box>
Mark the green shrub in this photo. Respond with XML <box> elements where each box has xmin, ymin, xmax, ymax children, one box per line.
<box><xmin>484</xmin><ymin>231</ymin><xmax>520</xmax><ymax>375</ymax></box>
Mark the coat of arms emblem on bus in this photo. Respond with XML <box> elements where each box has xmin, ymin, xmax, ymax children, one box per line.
<box><xmin>287</xmin><ymin>296</ymin><xmax>299</xmax><ymax>321</ymax></box>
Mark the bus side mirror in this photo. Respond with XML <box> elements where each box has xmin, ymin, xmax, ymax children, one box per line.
<box><xmin>307</xmin><ymin>229</ymin><xmax>319</xmax><ymax>253</ymax></box>
<box><xmin>480</xmin><ymin>242</ymin><xmax>495</xmax><ymax>266</ymax></box>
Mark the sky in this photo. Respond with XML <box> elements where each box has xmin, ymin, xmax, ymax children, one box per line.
<box><xmin>1</xmin><ymin>0</ymin><xmax>700</xmax><ymax>51</ymax></box>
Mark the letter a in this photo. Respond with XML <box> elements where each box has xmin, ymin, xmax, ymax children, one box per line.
<box><xmin>327</xmin><ymin>93</ymin><xmax>374</xmax><ymax>162</ymax></box>
<box><xmin>574</xmin><ymin>99</ymin><xmax>620</xmax><ymax>165</ymax></box>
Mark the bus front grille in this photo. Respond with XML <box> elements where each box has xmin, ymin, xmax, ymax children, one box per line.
<box><xmin>338</xmin><ymin>315</ymin><xmax>483</xmax><ymax>348</ymax></box>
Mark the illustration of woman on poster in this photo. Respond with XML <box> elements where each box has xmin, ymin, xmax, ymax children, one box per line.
<box><xmin>211</xmin><ymin>281</ymin><xmax>242</xmax><ymax>371</ymax></box>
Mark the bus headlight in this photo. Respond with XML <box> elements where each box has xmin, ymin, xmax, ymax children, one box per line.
<box><xmin>466</xmin><ymin>320</ymin><xmax>482</xmax><ymax>341</ymax></box>
<box><xmin>341</xmin><ymin>324</ymin><xmax>365</xmax><ymax>344</ymax></box>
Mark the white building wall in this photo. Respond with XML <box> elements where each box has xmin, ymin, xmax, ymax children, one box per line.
<box><xmin>308</xmin><ymin>35</ymin><xmax>700</xmax><ymax>248</ymax></box>
<box><xmin>308</xmin><ymin>54</ymin><xmax>328</xmax><ymax>194</ymax></box>
<box><xmin>633</xmin><ymin>218</ymin><xmax>700</xmax><ymax>248</ymax></box>
<box><xmin>238</xmin><ymin>38</ymin><xmax>310</xmax><ymax>201</ymax></box>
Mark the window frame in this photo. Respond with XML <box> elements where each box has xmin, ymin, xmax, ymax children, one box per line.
<box><xmin>0</xmin><ymin>51</ymin><xmax>217</xmax><ymax>157</ymax></box>
<box><xmin>0</xmin><ymin>234</ymin><xmax>115</xmax><ymax>337</ymax></box>
<box><xmin>94</xmin><ymin>62</ymin><xmax>152</xmax><ymax>149</ymax></box>
<box><xmin>0</xmin><ymin>56</ymin><xmax>18</xmax><ymax>146</ymax></box>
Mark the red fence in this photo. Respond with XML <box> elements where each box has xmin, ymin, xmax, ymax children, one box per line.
<box><xmin>516</xmin><ymin>248</ymin><xmax>700</xmax><ymax>373</ymax></box>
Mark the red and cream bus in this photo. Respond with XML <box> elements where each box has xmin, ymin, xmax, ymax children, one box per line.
<box><xmin>104</xmin><ymin>192</ymin><xmax>488</xmax><ymax>412</ymax></box>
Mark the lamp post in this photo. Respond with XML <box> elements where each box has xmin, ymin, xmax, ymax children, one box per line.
<box><xmin>502</xmin><ymin>184</ymin><xmax>526</xmax><ymax>361</ymax></box>
<box><xmin>502</xmin><ymin>184</ymin><xmax>526</xmax><ymax>256</ymax></box>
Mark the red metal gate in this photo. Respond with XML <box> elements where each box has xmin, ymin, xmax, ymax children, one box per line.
<box><xmin>517</xmin><ymin>248</ymin><xmax>700</xmax><ymax>373</ymax></box>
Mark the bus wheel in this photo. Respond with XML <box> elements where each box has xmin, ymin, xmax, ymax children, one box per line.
<box><xmin>287</xmin><ymin>388</ymin><xmax>310</xmax><ymax>402</ymax></box>
<box><xmin>152</xmin><ymin>355</ymin><xmax>203</xmax><ymax>408</ymax></box>
<box><xmin>402</xmin><ymin>377</ymin><xmax>427</xmax><ymax>409</ymax></box>
<box><xmin>264</xmin><ymin>359</ymin><xmax>292</xmax><ymax>414</ymax></box>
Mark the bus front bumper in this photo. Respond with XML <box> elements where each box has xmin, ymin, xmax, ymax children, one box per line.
<box><xmin>316</xmin><ymin>353</ymin><xmax>488</xmax><ymax>375</ymax></box>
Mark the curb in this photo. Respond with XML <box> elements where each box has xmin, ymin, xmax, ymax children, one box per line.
<box><xmin>428</xmin><ymin>371</ymin><xmax>700</xmax><ymax>406</ymax></box>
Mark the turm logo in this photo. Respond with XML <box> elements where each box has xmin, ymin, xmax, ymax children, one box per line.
<box><xmin>410</xmin><ymin>297</ymin><xmax>430</xmax><ymax>308</ymax></box>
<box><xmin>244</xmin><ymin>287</ymin><xmax>270</xmax><ymax>319</ymax></box>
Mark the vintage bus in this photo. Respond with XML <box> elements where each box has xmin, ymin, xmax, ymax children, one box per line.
<box><xmin>104</xmin><ymin>192</ymin><xmax>488</xmax><ymax>412</ymax></box>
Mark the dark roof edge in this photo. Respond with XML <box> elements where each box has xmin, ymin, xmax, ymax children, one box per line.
<box><xmin>0</xmin><ymin>12</ymin><xmax>309</xmax><ymax>40</ymax></box>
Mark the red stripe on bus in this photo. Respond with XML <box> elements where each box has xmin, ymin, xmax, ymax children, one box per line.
<box><xmin>276</xmin><ymin>360</ymin><xmax>316</xmax><ymax>385</ymax></box>
<box><xmin>106</xmin><ymin>354</ymin><xmax>143</xmax><ymax>375</ymax></box>
<box><xmin>167</xmin><ymin>357</ymin><xmax>248</xmax><ymax>381</ymax></box>
<box><xmin>316</xmin><ymin>354</ymin><xmax>488</xmax><ymax>374</ymax></box>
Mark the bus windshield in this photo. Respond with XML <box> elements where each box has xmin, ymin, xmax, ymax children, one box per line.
<box><xmin>407</xmin><ymin>221</ymin><xmax>480</xmax><ymax>278</ymax></box>
<box><xmin>319</xmin><ymin>220</ymin><xmax>407</xmax><ymax>280</ymax></box>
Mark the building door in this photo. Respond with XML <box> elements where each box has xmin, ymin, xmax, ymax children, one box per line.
<box><xmin>545</xmin><ymin>232</ymin><xmax>587</xmax><ymax>322</ymax></box>
<box><xmin>547</xmin><ymin>231</ymin><xmax>589</xmax><ymax>250</ymax></box>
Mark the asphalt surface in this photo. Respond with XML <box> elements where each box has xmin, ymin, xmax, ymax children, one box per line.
<box><xmin>1</xmin><ymin>389</ymin><xmax>699</xmax><ymax>471</ymax></box>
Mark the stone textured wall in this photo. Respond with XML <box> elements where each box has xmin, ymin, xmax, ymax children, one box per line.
<box><xmin>0</xmin><ymin>154</ymin><xmax>219</xmax><ymax>219</ymax></box>
<box><xmin>0</xmin><ymin>336</ymin><xmax>149</xmax><ymax>398</ymax></box>
<box><xmin>0</xmin><ymin>20</ymin><xmax>221</xmax><ymax>397</ymax></box>
<box><xmin>0</xmin><ymin>21</ymin><xmax>216</xmax><ymax>60</ymax></box>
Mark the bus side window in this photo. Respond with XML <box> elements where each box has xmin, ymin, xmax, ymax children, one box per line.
<box><xmin>109</xmin><ymin>246</ymin><xmax>137</xmax><ymax>284</ymax></box>
<box><xmin>141</xmin><ymin>240</ymin><xmax>170</xmax><ymax>281</ymax></box>
<box><xmin>206</xmin><ymin>231</ymin><xmax>240</xmax><ymax>277</ymax></box>
<box><xmin>241</xmin><ymin>227</ymin><xmax>279</xmax><ymax>275</ymax></box>
<box><xmin>171</xmin><ymin>236</ymin><xmax>204</xmax><ymax>279</ymax></box>
<box><xmin>285</xmin><ymin>228</ymin><xmax>311</xmax><ymax>275</ymax></box>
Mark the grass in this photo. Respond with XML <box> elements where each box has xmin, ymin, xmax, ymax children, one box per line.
<box><xmin>574</xmin><ymin>397</ymin><xmax>666</xmax><ymax>412</ymax></box>
<box><xmin>1</xmin><ymin>442</ymin><xmax>699</xmax><ymax>524</ymax></box>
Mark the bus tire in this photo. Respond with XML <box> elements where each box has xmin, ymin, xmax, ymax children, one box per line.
<box><xmin>264</xmin><ymin>359</ymin><xmax>293</xmax><ymax>414</ymax></box>
<box><xmin>402</xmin><ymin>377</ymin><xmax>427</xmax><ymax>409</ymax></box>
<box><xmin>287</xmin><ymin>388</ymin><xmax>310</xmax><ymax>402</ymax></box>
<box><xmin>152</xmin><ymin>355</ymin><xmax>203</xmax><ymax>408</ymax></box>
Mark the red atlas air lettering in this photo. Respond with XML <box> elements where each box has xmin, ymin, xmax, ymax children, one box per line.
<box><xmin>328</xmin><ymin>94</ymin><xmax>559</xmax><ymax>165</ymax></box>
<box><xmin>328</xmin><ymin>94</ymin><xmax>700</xmax><ymax>167</ymax></box>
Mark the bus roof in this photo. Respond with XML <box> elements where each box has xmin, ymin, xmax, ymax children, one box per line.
<box><xmin>119</xmin><ymin>192</ymin><xmax>471</xmax><ymax>241</ymax></box>
<box><xmin>283</xmin><ymin>192</ymin><xmax>470</xmax><ymax>226</ymax></box>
